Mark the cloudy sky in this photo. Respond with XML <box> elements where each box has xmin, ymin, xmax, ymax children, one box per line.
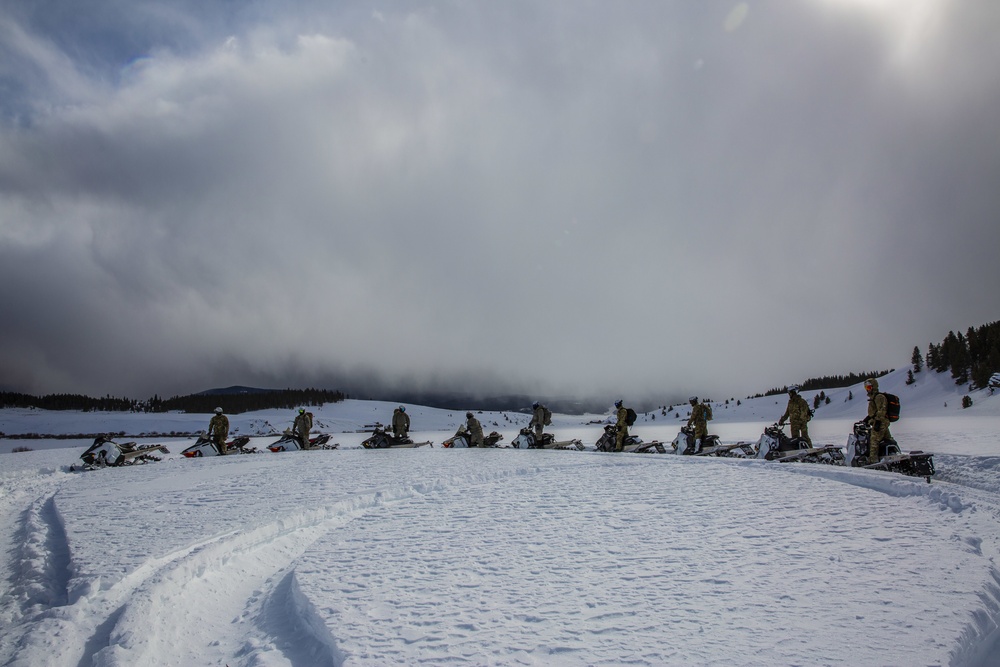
<box><xmin>1</xmin><ymin>0</ymin><xmax>998</xmax><ymax>403</ymax></box>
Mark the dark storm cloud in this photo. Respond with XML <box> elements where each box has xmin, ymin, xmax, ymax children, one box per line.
<box><xmin>1</xmin><ymin>0</ymin><xmax>998</xmax><ymax>401</ymax></box>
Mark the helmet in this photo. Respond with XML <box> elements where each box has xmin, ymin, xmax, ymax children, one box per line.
<box><xmin>399</xmin><ymin>405</ymin><xmax>406</xmax><ymax>412</ymax></box>
<box><xmin>298</xmin><ymin>408</ymin><xmax>305</xmax><ymax>413</ymax></box>
<box><xmin>788</xmin><ymin>385</ymin><xmax>799</xmax><ymax>394</ymax></box>
<box><xmin>532</xmin><ymin>401</ymin><xmax>540</xmax><ymax>409</ymax></box>
<box><xmin>689</xmin><ymin>396</ymin><xmax>698</xmax><ymax>403</ymax></box>
<box><xmin>214</xmin><ymin>407</ymin><xmax>223</xmax><ymax>414</ymax></box>
<box><xmin>614</xmin><ymin>400</ymin><xmax>623</xmax><ymax>408</ymax></box>
<box><xmin>466</xmin><ymin>412</ymin><xmax>473</xmax><ymax>419</ymax></box>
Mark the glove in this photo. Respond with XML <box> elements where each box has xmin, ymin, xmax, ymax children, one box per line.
<box><xmin>777</xmin><ymin>420</ymin><xmax>784</xmax><ymax>427</ymax></box>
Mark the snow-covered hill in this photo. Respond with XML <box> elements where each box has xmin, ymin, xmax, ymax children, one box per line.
<box><xmin>716</xmin><ymin>365</ymin><xmax>1000</xmax><ymax>421</ymax></box>
<box><xmin>2</xmin><ymin>367</ymin><xmax>997</xmax><ymax>446</ymax></box>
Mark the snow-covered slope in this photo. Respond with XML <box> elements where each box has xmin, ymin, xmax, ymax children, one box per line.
<box><xmin>3</xmin><ymin>368</ymin><xmax>997</xmax><ymax>445</ymax></box>
<box><xmin>646</xmin><ymin>366</ymin><xmax>1000</xmax><ymax>425</ymax></box>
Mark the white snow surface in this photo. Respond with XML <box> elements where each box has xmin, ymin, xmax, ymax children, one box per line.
<box><xmin>2</xmin><ymin>369</ymin><xmax>1000</xmax><ymax>666</ymax></box>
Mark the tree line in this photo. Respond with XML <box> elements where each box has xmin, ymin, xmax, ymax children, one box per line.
<box><xmin>0</xmin><ymin>388</ymin><xmax>345</xmax><ymax>415</ymax></box>
<box><xmin>918</xmin><ymin>319</ymin><xmax>1000</xmax><ymax>389</ymax></box>
<box><xmin>753</xmin><ymin>370</ymin><xmax>893</xmax><ymax>398</ymax></box>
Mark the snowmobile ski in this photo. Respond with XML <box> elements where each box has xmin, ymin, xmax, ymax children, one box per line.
<box><xmin>755</xmin><ymin>424</ymin><xmax>842</xmax><ymax>464</ymax></box>
<box><xmin>267</xmin><ymin>431</ymin><xmax>338</xmax><ymax>452</ymax></box>
<box><xmin>442</xmin><ymin>429</ymin><xmax>504</xmax><ymax>448</ymax></box>
<box><xmin>361</xmin><ymin>427</ymin><xmax>433</xmax><ymax>449</ymax></box>
<box><xmin>511</xmin><ymin>428</ymin><xmax>584</xmax><ymax>450</ymax></box>
<box><xmin>593</xmin><ymin>424</ymin><xmax>665</xmax><ymax>453</ymax></box>
<box><xmin>672</xmin><ymin>427</ymin><xmax>753</xmax><ymax>457</ymax></box>
<box><xmin>182</xmin><ymin>434</ymin><xmax>254</xmax><ymax>457</ymax></box>
<box><xmin>845</xmin><ymin>421</ymin><xmax>934</xmax><ymax>482</ymax></box>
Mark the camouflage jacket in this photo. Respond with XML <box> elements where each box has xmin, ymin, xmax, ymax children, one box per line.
<box><xmin>781</xmin><ymin>395</ymin><xmax>811</xmax><ymax>424</ymax></box>
<box><xmin>688</xmin><ymin>403</ymin><xmax>710</xmax><ymax>427</ymax></box>
<box><xmin>392</xmin><ymin>409</ymin><xmax>410</xmax><ymax>432</ymax></box>
<box><xmin>530</xmin><ymin>405</ymin><xmax>551</xmax><ymax>428</ymax></box>
<box><xmin>294</xmin><ymin>412</ymin><xmax>313</xmax><ymax>435</ymax></box>
<box><xmin>209</xmin><ymin>414</ymin><xmax>229</xmax><ymax>439</ymax></box>
<box><xmin>616</xmin><ymin>406</ymin><xmax>629</xmax><ymax>429</ymax></box>
<box><xmin>466</xmin><ymin>416</ymin><xmax>484</xmax><ymax>440</ymax></box>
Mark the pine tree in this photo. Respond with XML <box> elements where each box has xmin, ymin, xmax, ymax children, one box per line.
<box><xmin>911</xmin><ymin>346</ymin><xmax>923</xmax><ymax>373</ymax></box>
<box><xmin>905</xmin><ymin>369</ymin><xmax>915</xmax><ymax>385</ymax></box>
<box><xmin>951</xmin><ymin>332</ymin><xmax>970</xmax><ymax>385</ymax></box>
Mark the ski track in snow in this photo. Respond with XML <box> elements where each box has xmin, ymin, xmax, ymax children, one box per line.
<box><xmin>2</xmin><ymin>441</ymin><xmax>1000</xmax><ymax>665</ymax></box>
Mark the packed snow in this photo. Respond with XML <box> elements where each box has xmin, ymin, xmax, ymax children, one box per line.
<box><xmin>2</xmin><ymin>368</ymin><xmax>999</xmax><ymax>666</ymax></box>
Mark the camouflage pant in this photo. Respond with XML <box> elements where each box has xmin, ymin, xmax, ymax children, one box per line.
<box><xmin>692</xmin><ymin>423</ymin><xmax>708</xmax><ymax>446</ymax></box>
<box><xmin>869</xmin><ymin>425</ymin><xmax>891</xmax><ymax>462</ymax></box>
<box><xmin>212</xmin><ymin>434</ymin><xmax>228</xmax><ymax>454</ymax></box>
<box><xmin>533</xmin><ymin>423</ymin><xmax>544</xmax><ymax>442</ymax></box>
<box><xmin>790</xmin><ymin>421</ymin><xmax>811</xmax><ymax>446</ymax></box>
<box><xmin>615</xmin><ymin>425</ymin><xmax>629</xmax><ymax>451</ymax></box>
<box><xmin>296</xmin><ymin>428</ymin><xmax>310</xmax><ymax>448</ymax></box>
<box><xmin>393</xmin><ymin>427</ymin><xmax>407</xmax><ymax>439</ymax></box>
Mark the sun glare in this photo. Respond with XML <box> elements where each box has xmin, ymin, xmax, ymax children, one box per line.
<box><xmin>807</xmin><ymin>0</ymin><xmax>945</xmax><ymax>69</ymax></box>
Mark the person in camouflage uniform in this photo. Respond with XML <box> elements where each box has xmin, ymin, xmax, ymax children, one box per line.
<box><xmin>614</xmin><ymin>400</ymin><xmax>629</xmax><ymax>451</ymax></box>
<box><xmin>778</xmin><ymin>385</ymin><xmax>812</xmax><ymax>446</ymax></box>
<box><xmin>293</xmin><ymin>408</ymin><xmax>313</xmax><ymax>449</ymax></box>
<box><xmin>529</xmin><ymin>401</ymin><xmax>550</xmax><ymax>445</ymax></box>
<box><xmin>686</xmin><ymin>396</ymin><xmax>711</xmax><ymax>451</ymax></box>
<box><xmin>391</xmin><ymin>406</ymin><xmax>410</xmax><ymax>440</ymax></box>
<box><xmin>864</xmin><ymin>377</ymin><xmax>891</xmax><ymax>463</ymax></box>
<box><xmin>465</xmin><ymin>412</ymin><xmax>485</xmax><ymax>447</ymax></box>
<box><xmin>208</xmin><ymin>407</ymin><xmax>230</xmax><ymax>455</ymax></box>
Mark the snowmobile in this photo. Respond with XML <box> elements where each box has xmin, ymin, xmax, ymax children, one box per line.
<box><xmin>593</xmin><ymin>424</ymin><xmax>666</xmax><ymax>453</ymax></box>
<box><xmin>511</xmin><ymin>428</ymin><xmax>584</xmax><ymax>450</ymax></box>
<box><xmin>441</xmin><ymin>426</ymin><xmax>504</xmax><ymax>448</ymax></box>
<box><xmin>181</xmin><ymin>434</ymin><xmax>254</xmax><ymax>457</ymax></box>
<box><xmin>671</xmin><ymin>426</ymin><xmax>754</xmax><ymax>457</ymax></box>
<box><xmin>73</xmin><ymin>435</ymin><xmax>170</xmax><ymax>470</ymax></box>
<box><xmin>267</xmin><ymin>431</ymin><xmax>337</xmax><ymax>452</ymax></box>
<box><xmin>360</xmin><ymin>426</ymin><xmax>432</xmax><ymax>449</ymax></box>
<box><xmin>755</xmin><ymin>423</ymin><xmax>845</xmax><ymax>464</ymax></box>
<box><xmin>845</xmin><ymin>421</ymin><xmax>934</xmax><ymax>482</ymax></box>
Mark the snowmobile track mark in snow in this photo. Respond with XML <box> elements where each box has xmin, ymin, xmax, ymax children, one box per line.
<box><xmin>8</xmin><ymin>493</ymin><xmax>71</xmax><ymax>616</ymax></box>
<box><xmin>251</xmin><ymin>569</ymin><xmax>343</xmax><ymax>667</ymax></box>
<box><xmin>30</xmin><ymin>466</ymin><xmax>560</xmax><ymax>667</ymax></box>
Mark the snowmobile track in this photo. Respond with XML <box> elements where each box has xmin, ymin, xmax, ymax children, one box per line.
<box><xmin>766</xmin><ymin>460</ymin><xmax>1000</xmax><ymax>666</ymax></box>
<box><xmin>9</xmin><ymin>464</ymin><xmax>566</xmax><ymax>667</ymax></box>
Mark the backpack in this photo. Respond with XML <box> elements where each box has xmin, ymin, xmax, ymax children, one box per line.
<box><xmin>882</xmin><ymin>393</ymin><xmax>900</xmax><ymax>422</ymax></box>
<box><xmin>625</xmin><ymin>408</ymin><xmax>638</xmax><ymax>426</ymax></box>
<box><xmin>704</xmin><ymin>404</ymin><xmax>713</xmax><ymax>421</ymax></box>
<box><xmin>543</xmin><ymin>407</ymin><xmax>552</xmax><ymax>426</ymax></box>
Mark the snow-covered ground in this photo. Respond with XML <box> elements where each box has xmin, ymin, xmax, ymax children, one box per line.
<box><xmin>2</xmin><ymin>369</ymin><xmax>1000</xmax><ymax>665</ymax></box>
